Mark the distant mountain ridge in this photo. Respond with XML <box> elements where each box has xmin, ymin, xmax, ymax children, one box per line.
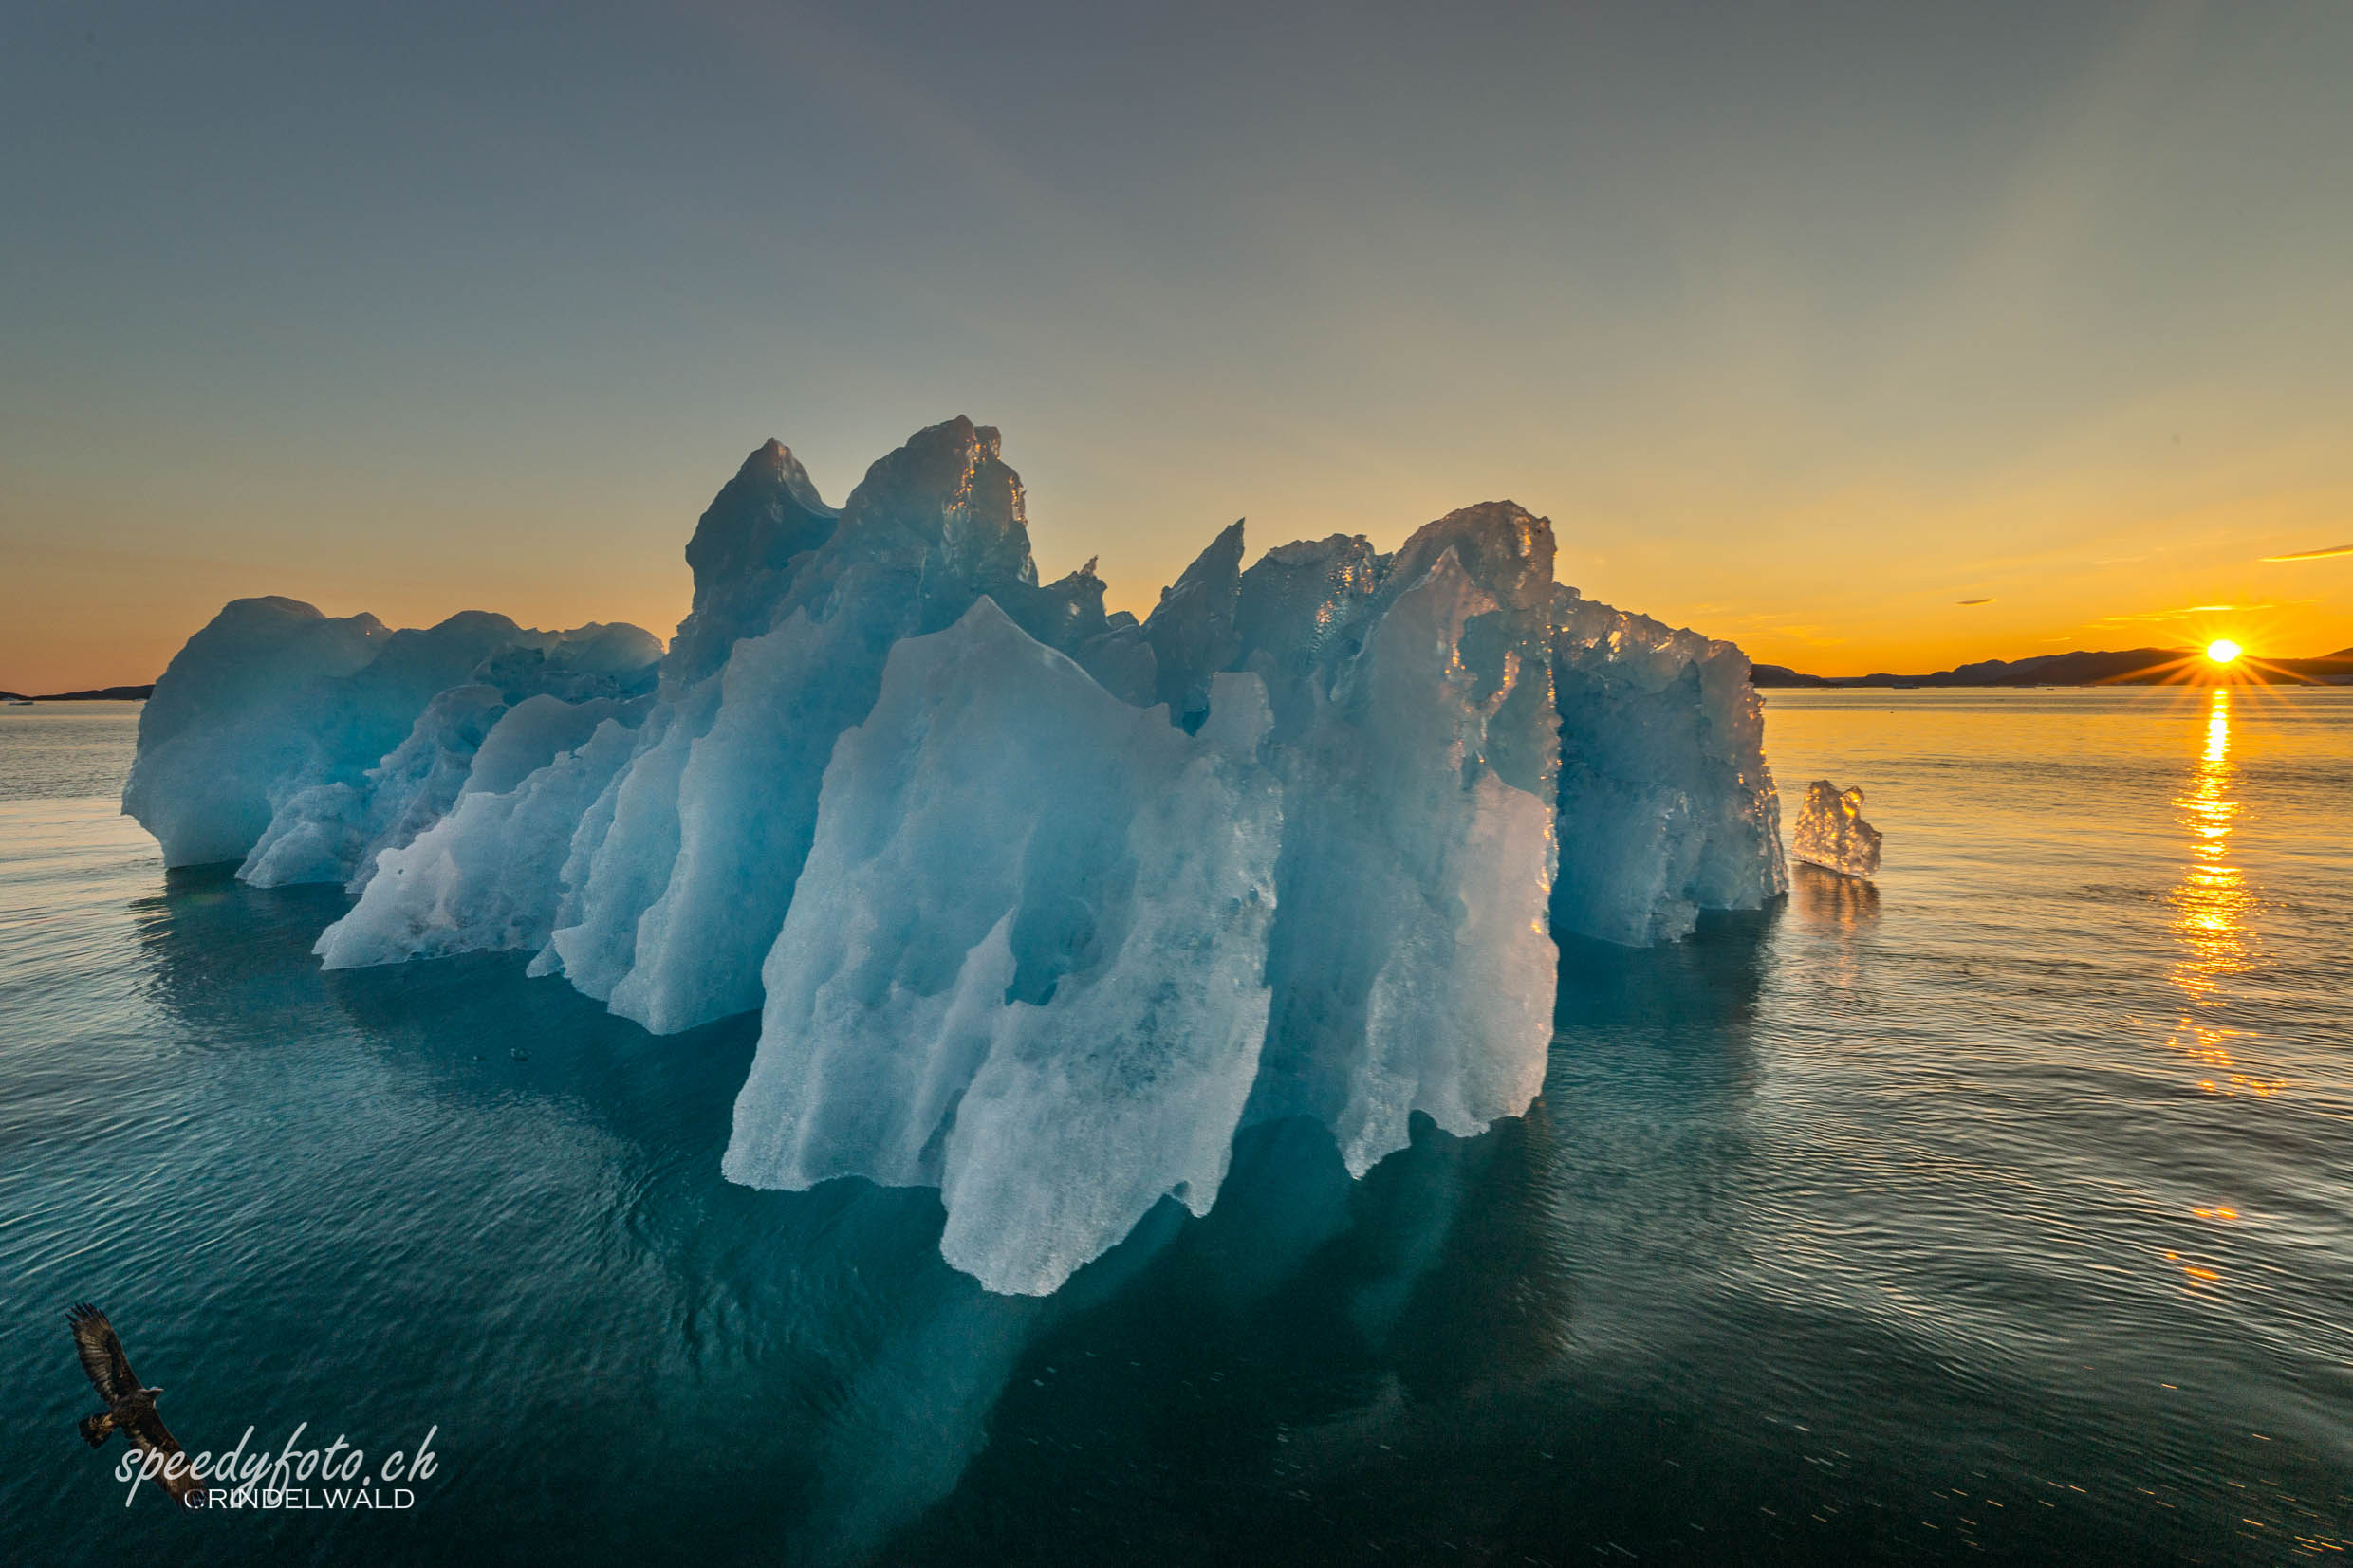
<box><xmin>0</xmin><ymin>685</ymin><xmax>156</xmax><ymax>701</ymax></box>
<box><xmin>1753</xmin><ymin>647</ymin><xmax>2353</xmax><ymax>688</ymax></box>
<box><xmin>13</xmin><ymin>647</ymin><xmax>2353</xmax><ymax>701</ymax></box>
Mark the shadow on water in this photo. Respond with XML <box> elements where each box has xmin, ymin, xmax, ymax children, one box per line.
<box><xmin>1552</xmin><ymin>901</ymin><xmax>1781</xmax><ymax>1037</ymax></box>
<box><xmin>92</xmin><ymin>870</ymin><xmax>1641</xmax><ymax>1565</ymax></box>
<box><xmin>124</xmin><ymin>871</ymin><xmax>1028</xmax><ymax>1564</ymax></box>
<box><xmin>883</xmin><ymin>921</ymin><xmax>1793</xmax><ymax>1565</ymax></box>
<box><xmin>86</xmin><ymin>870</ymin><xmax>2335</xmax><ymax>1565</ymax></box>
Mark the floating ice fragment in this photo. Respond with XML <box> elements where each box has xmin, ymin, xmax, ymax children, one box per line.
<box><xmin>1790</xmin><ymin>779</ymin><xmax>1882</xmax><ymax>878</ymax></box>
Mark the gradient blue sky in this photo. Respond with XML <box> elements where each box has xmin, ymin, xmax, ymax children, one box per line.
<box><xmin>5</xmin><ymin>0</ymin><xmax>2351</xmax><ymax>689</ymax></box>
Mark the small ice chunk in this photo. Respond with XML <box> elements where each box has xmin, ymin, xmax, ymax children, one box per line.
<box><xmin>1790</xmin><ymin>780</ymin><xmax>1881</xmax><ymax>878</ymax></box>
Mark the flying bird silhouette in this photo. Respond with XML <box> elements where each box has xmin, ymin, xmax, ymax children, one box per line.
<box><xmin>69</xmin><ymin>1302</ymin><xmax>200</xmax><ymax>1507</ymax></box>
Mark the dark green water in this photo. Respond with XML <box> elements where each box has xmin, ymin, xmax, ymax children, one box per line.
<box><xmin>2</xmin><ymin>691</ymin><xmax>2348</xmax><ymax>1563</ymax></box>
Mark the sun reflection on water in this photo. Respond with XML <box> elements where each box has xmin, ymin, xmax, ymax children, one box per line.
<box><xmin>2171</xmin><ymin>689</ymin><xmax>2248</xmax><ymax>1000</ymax></box>
<box><xmin>2161</xmin><ymin>688</ymin><xmax>2282</xmax><ymax>1098</ymax></box>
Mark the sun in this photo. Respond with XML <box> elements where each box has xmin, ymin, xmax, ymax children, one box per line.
<box><xmin>2205</xmin><ymin>638</ymin><xmax>2243</xmax><ymax>666</ymax></box>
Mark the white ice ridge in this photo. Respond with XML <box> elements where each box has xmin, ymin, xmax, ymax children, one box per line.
<box><xmin>1230</xmin><ymin>514</ymin><xmax>1561</xmax><ymax>1179</ymax></box>
<box><xmin>125</xmin><ymin>600</ymin><xmax>660</xmax><ymax>875</ymax></box>
<box><xmin>722</xmin><ymin>600</ymin><xmax>1282</xmax><ymax>1295</ymax></box>
<box><xmin>1550</xmin><ymin>591</ymin><xmax>1788</xmax><ymax>944</ymax></box>
<box><xmin>1791</xmin><ymin>779</ymin><xmax>1882</xmax><ymax>878</ymax></box>
<box><xmin>125</xmin><ymin>416</ymin><xmax>1793</xmax><ymax>1294</ymax></box>
<box><xmin>312</xmin><ymin>701</ymin><xmax>647</xmax><ymax>968</ymax></box>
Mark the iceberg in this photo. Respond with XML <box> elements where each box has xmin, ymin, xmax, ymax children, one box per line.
<box><xmin>313</xmin><ymin>699</ymin><xmax>650</xmax><ymax>968</ymax></box>
<box><xmin>1791</xmin><ymin>779</ymin><xmax>1882</xmax><ymax>878</ymax></box>
<box><xmin>122</xmin><ymin>599</ymin><xmax>660</xmax><ymax>876</ymax></box>
<box><xmin>1550</xmin><ymin>589</ymin><xmax>1788</xmax><ymax>945</ymax></box>
<box><xmin>1235</xmin><ymin>507</ymin><xmax>1561</xmax><ymax>1178</ymax></box>
<box><xmin>548</xmin><ymin>417</ymin><xmax>1077</xmax><ymax>1036</ymax></box>
<box><xmin>124</xmin><ymin>416</ymin><xmax>1796</xmax><ymax>1294</ymax></box>
<box><xmin>722</xmin><ymin>599</ymin><xmax>1282</xmax><ymax>1295</ymax></box>
<box><xmin>123</xmin><ymin>597</ymin><xmax>390</xmax><ymax>868</ymax></box>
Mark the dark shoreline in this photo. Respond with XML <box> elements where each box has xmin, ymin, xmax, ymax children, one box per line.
<box><xmin>1753</xmin><ymin>647</ymin><xmax>2353</xmax><ymax>689</ymax></box>
<box><xmin>0</xmin><ymin>685</ymin><xmax>154</xmax><ymax>702</ymax></box>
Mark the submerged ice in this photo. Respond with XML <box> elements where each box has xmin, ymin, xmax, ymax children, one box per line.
<box><xmin>125</xmin><ymin>417</ymin><xmax>1794</xmax><ymax>1294</ymax></box>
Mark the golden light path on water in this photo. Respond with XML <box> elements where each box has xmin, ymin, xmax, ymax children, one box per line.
<box><xmin>2148</xmin><ymin>686</ymin><xmax>2268</xmax><ymax>1297</ymax></box>
<box><xmin>2164</xmin><ymin>687</ymin><xmax>2279</xmax><ymax>1101</ymax></box>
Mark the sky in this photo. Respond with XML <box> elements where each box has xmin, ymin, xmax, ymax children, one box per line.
<box><xmin>5</xmin><ymin>0</ymin><xmax>2352</xmax><ymax>690</ymax></box>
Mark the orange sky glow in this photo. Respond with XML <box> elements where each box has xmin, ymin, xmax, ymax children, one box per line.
<box><xmin>4</xmin><ymin>4</ymin><xmax>2349</xmax><ymax>691</ymax></box>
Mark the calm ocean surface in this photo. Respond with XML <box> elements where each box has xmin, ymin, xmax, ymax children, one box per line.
<box><xmin>1</xmin><ymin>689</ymin><xmax>2346</xmax><ymax>1564</ymax></box>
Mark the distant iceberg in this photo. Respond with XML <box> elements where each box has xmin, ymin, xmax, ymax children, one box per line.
<box><xmin>125</xmin><ymin>417</ymin><xmax>1788</xmax><ymax>1293</ymax></box>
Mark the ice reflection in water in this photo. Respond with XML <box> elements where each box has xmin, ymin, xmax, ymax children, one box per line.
<box><xmin>1790</xmin><ymin>861</ymin><xmax>1880</xmax><ymax>930</ymax></box>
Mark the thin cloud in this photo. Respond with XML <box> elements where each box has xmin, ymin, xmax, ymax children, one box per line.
<box><xmin>2262</xmin><ymin>543</ymin><xmax>2353</xmax><ymax>562</ymax></box>
<box><xmin>2096</xmin><ymin>601</ymin><xmax>2272</xmax><ymax>624</ymax></box>
<box><xmin>1956</xmin><ymin>597</ymin><xmax>1994</xmax><ymax>605</ymax></box>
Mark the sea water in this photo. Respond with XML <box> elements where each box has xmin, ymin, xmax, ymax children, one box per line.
<box><xmin>0</xmin><ymin>689</ymin><xmax>2346</xmax><ymax>1563</ymax></box>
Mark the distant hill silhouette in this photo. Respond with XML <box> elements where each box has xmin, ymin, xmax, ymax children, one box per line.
<box><xmin>1752</xmin><ymin>648</ymin><xmax>2353</xmax><ymax>688</ymax></box>
<box><xmin>0</xmin><ymin>685</ymin><xmax>155</xmax><ymax>702</ymax></box>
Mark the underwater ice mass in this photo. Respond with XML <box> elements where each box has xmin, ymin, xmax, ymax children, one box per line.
<box><xmin>123</xmin><ymin>418</ymin><xmax>1789</xmax><ymax>1294</ymax></box>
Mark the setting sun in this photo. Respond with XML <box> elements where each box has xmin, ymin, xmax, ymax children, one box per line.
<box><xmin>2205</xmin><ymin>638</ymin><xmax>2243</xmax><ymax>666</ymax></box>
